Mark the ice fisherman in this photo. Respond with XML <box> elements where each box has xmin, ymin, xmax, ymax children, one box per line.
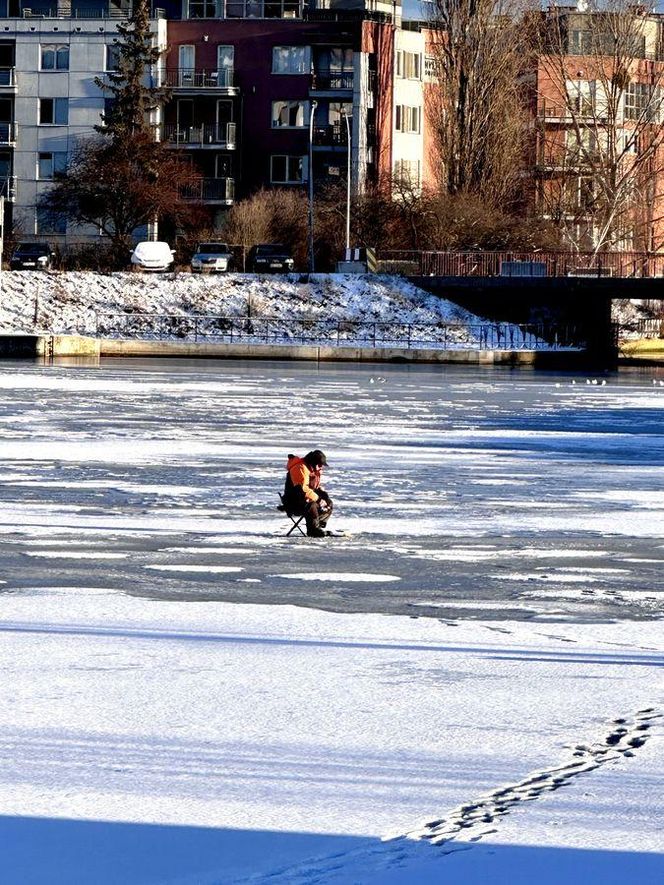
<box><xmin>283</xmin><ymin>450</ymin><xmax>334</xmax><ymax>538</ymax></box>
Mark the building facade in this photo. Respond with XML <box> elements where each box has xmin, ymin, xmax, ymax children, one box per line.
<box><xmin>0</xmin><ymin>0</ymin><xmax>427</xmax><ymax>246</ymax></box>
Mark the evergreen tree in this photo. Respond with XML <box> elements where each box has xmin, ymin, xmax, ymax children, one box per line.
<box><xmin>39</xmin><ymin>0</ymin><xmax>203</xmax><ymax>265</ymax></box>
<box><xmin>94</xmin><ymin>0</ymin><xmax>167</xmax><ymax>140</ymax></box>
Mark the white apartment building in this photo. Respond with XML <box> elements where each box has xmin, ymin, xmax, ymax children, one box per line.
<box><xmin>1</xmin><ymin>13</ymin><xmax>166</xmax><ymax>244</ymax></box>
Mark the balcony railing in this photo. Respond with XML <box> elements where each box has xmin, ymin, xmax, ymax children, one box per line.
<box><xmin>0</xmin><ymin>68</ymin><xmax>16</xmax><ymax>87</ymax></box>
<box><xmin>164</xmin><ymin>68</ymin><xmax>237</xmax><ymax>90</ymax></box>
<box><xmin>312</xmin><ymin>123</ymin><xmax>349</xmax><ymax>147</ymax></box>
<box><xmin>0</xmin><ymin>175</ymin><xmax>16</xmax><ymax>202</ymax></box>
<box><xmin>163</xmin><ymin>122</ymin><xmax>237</xmax><ymax>148</ymax></box>
<box><xmin>224</xmin><ymin>0</ymin><xmax>303</xmax><ymax>18</ymax></box>
<box><xmin>0</xmin><ymin>123</ymin><xmax>16</xmax><ymax>145</ymax></box>
<box><xmin>21</xmin><ymin>5</ymin><xmax>165</xmax><ymax>18</ymax></box>
<box><xmin>179</xmin><ymin>177</ymin><xmax>235</xmax><ymax>203</ymax></box>
<box><xmin>311</xmin><ymin>72</ymin><xmax>354</xmax><ymax>91</ymax></box>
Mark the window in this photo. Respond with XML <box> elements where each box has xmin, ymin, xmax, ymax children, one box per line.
<box><xmin>271</xmin><ymin>154</ymin><xmax>305</xmax><ymax>183</ymax></box>
<box><xmin>393</xmin><ymin>159</ymin><xmax>421</xmax><ymax>188</ymax></box>
<box><xmin>41</xmin><ymin>45</ymin><xmax>69</xmax><ymax>71</ymax></box>
<box><xmin>188</xmin><ymin>0</ymin><xmax>218</xmax><ymax>17</ymax></box>
<box><xmin>396</xmin><ymin>50</ymin><xmax>421</xmax><ymax>80</ymax></box>
<box><xmin>272</xmin><ymin>100</ymin><xmax>306</xmax><ymax>127</ymax></box>
<box><xmin>625</xmin><ymin>82</ymin><xmax>659</xmax><ymax>122</ymax></box>
<box><xmin>217</xmin><ymin>45</ymin><xmax>234</xmax><ymax>87</ymax></box>
<box><xmin>566</xmin><ymin>79</ymin><xmax>595</xmax><ymax>116</ymax></box>
<box><xmin>105</xmin><ymin>43</ymin><xmax>121</xmax><ymax>72</ymax></box>
<box><xmin>39</xmin><ymin>98</ymin><xmax>68</xmax><ymax>125</ymax></box>
<box><xmin>36</xmin><ymin>206</ymin><xmax>66</xmax><ymax>235</ymax></box>
<box><xmin>38</xmin><ymin>151</ymin><xmax>67</xmax><ymax>179</ymax></box>
<box><xmin>395</xmin><ymin>105</ymin><xmax>421</xmax><ymax>133</ymax></box>
<box><xmin>272</xmin><ymin>46</ymin><xmax>310</xmax><ymax>74</ymax></box>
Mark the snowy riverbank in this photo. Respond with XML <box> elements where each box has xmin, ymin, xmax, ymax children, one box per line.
<box><xmin>0</xmin><ymin>272</ymin><xmax>480</xmax><ymax>337</ymax></box>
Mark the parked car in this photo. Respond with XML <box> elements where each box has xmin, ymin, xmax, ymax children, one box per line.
<box><xmin>248</xmin><ymin>244</ymin><xmax>294</xmax><ymax>273</ymax></box>
<box><xmin>10</xmin><ymin>242</ymin><xmax>55</xmax><ymax>270</ymax></box>
<box><xmin>191</xmin><ymin>242</ymin><xmax>234</xmax><ymax>273</ymax></box>
<box><xmin>130</xmin><ymin>241</ymin><xmax>176</xmax><ymax>272</ymax></box>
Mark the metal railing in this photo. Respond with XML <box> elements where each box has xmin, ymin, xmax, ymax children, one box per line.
<box><xmin>21</xmin><ymin>5</ymin><xmax>165</xmax><ymax>18</ymax></box>
<box><xmin>162</xmin><ymin>122</ymin><xmax>236</xmax><ymax>147</ymax></box>
<box><xmin>311</xmin><ymin>72</ymin><xmax>354</xmax><ymax>91</ymax></box>
<box><xmin>0</xmin><ymin>68</ymin><xmax>16</xmax><ymax>87</ymax></box>
<box><xmin>178</xmin><ymin>177</ymin><xmax>235</xmax><ymax>202</ymax></box>
<box><xmin>313</xmin><ymin>123</ymin><xmax>349</xmax><ymax>147</ymax></box>
<box><xmin>163</xmin><ymin>68</ymin><xmax>236</xmax><ymax>89</ymax></box>
<box><xmin>0</xmin><ymin>122</ymin><xmax>16</xmax><ymax>145</ymax></box>
<box><xmin>94</xmin><ymin>313</ymin><xmax>583</xmax><ymax>350</ymax></box>
<box><xmin>378</xmin><ymin>250</ymin><xmax>664</xmax><ymax>278</ymax></box>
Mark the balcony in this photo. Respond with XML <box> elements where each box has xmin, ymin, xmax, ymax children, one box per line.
<box><xmin>163</xmin><ymin>68</ymin><xmax>239</xmax><ymax>95</ymax></box>
<box><xmin>0</xmin><ymin>68</ymin><xmax>16</xmax><ymax>90</ymax></box>
<box><xmin>0</xmin><ymin>175</ymin><xmax>16</xmax><ymax>202</ymax></box>
<box><xmin>163</xmin><ymin>122</ymin><xmax>237</xmax><ymax>149</ymax></box>
<box><xmin>179</xmin><ymin>177</ymin><xmax>235</xmax><ymax>204</ymax></box>
<box><xmin>0</xmin><ymin>123</ymin><xmax>16</xmax><ymax>146</ymax></box>
<box><xmin>310</xmin><ymin>72</ymin><xmax>354</xmax><ymax>93</ymax></box>
<box><xmin>312</xmin><ymin>123</ymin><xmax>349</xmax><ymax>148</ymax></box>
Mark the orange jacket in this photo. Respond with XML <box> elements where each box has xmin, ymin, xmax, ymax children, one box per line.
<box><xmin>286</xmin><ymin>455</ymin><xmax>320</xmax><ymax>503</ymax></box>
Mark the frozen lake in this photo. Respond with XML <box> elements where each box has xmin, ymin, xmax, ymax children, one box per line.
<box><xmin>1</xmin><ymin>358</ymin><xmax>663</xmax><ymax>624</ymax></box>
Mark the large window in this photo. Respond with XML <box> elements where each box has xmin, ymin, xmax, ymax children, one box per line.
<box><xmin>41</xmin><ymin>45</ymin><xmax>69</xmax><ymax>71</ymax></box>
<box><xmin>38</xmin><ymin>151</ymin><xmax>67</xmax><ymax>180</ymax></box>
<box><xmin>272</xmin><ymin>100</ymin><xmax>306</xmax><ymax>127</ymax></box>
<box><xmin>39</xmin><ymin>98</ymin><xmax>68</xmax><ymax>125</ymax></box>
<box><xmin>566</xmin><ymin>79</ymin><xmax>595</xmax><ymax>116</ymax></box>
<box><xmin>272</xmin><ymin>46</ymin><xmax>310</xmax><ymax>74</ymax></box>
<box><xmin>105</xmin><ymin>43</ymin><xmax>121</xmax><ymax>72</ymax></box>
<box><xmin>395</xmin><ymin>105</ymin><xmax>421</xmax><ymax>134</ymax></box>
<box><xmin>271</xmin><ymin>154</ymin><xmax>305</xmax><ymax>183</ymax></box>
<box><xmin>395</xmin><ymin>50</ymin><xmax>421</xmax><ymax>80</ymax></box>
<box><xmin>625</xmin><ymin>82</ymin><xmax>660</xmax><ymax>122</ymax></box>
<box><xmin>36</xmin><ymin>206</ymin><xmax>66</xmax><ymax>235</ymax></box>
<box><xmin>188</xmin><ymin>0</ymin><xmax>219</xmax><ymax>17</ymax></box>
<box><xmin>393</xmin><ymin>159</ymin><xmax>421</xmax><ymax>188</ymax></box>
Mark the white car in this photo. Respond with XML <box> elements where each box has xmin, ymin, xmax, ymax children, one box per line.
<box><xmin>130</xmin><ymin>241</ymin><xmax>176</xmax><ymax>272</ymax></box>
<box><xmin>191</xmin><ymin>242</ymin><xmax>234</xmax><ymax>273</ymax></box>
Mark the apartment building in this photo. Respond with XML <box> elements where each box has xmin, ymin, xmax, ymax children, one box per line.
<box><xmin>531</xmin><ymin>5</ymin><xmax>664</xmax><ymax>251</ymax></box>
<box><xmin>0</xmin><ymin>3</ymin><xmax>167</xmax><ymax>243</ymax></box>
<box><xmin>0</xmin><ymin>0</ymin><xmax>426</xmax><ymax>245</ymax></box>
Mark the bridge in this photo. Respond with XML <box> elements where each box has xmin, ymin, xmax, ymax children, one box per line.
<box><xmin>387</xmin><ymin>250</ymin><xmax>664</xmax><ymax>367</ymax></box>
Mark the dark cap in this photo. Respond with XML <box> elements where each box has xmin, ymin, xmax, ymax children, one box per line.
<box><xmin>307</xmin><ymin>449</ymin><xmax>328</xmax><ymax>467</ymax></box>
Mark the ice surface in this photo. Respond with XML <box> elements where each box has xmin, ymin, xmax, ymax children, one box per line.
<box><xmin>0</xmin><ymin>359</ymin><xmax>663</xmax><ymax>883</ymax></box>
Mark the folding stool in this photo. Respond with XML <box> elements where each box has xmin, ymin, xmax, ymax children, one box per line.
<box><xmin>277</xmin><ymin>493</ymin><xmax>307</xmax><ymax>537</ymax></box>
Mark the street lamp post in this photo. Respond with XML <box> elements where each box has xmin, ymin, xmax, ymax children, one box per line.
<box><xmin>308</xmin><ymin>100</ymin><xmax>317</xmax><ymax>274</ymax></box>
<box><xmin>343</xmin><ymin>112</ymin><xmax>352</xmax><ymax>254</ymax></box>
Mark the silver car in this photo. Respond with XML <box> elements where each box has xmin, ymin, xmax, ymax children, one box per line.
<box><xmin>191</xmin><ymin>242</ymin><xmax>234</xmax><ymax>273</ymax></box>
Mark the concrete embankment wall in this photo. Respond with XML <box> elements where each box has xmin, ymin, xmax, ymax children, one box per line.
<box><xmin>0</xmin><ymin>334</ymin><xmax>593</xmax><ymax>368</ymax></box>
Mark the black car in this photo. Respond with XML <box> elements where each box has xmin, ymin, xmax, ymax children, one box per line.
<box><xmin>10</xmin><ymin>242</ymin><xmax>55</xmax><ymax>270</ymax></box>
<box><xmin>248</xmin><ymin>244</ymin><xmax>295</xmax><ymax>273</ymax></box>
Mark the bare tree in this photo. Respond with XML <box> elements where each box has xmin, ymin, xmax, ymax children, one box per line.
<box><xmin>535</xmin><ymin>2</ymin><xmax>664</xmax><ymax>254</ymax></box>
<box><xmin>39</xmin><ymin>137</ymin><xmax>201</xmax><ymax>264</ymax></box>
<box><xmin>428</xmin><ymin>0</ymin><xmax>533</xmax><ymax>206</ymax></box>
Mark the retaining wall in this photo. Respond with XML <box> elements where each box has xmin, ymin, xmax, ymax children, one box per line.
<box><xmin>0</xmin><ymin>334</ymin><xmax>594</xmax><ymax>368</ymax></box>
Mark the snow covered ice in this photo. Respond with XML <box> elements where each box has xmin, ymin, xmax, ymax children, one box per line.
<box><xmin>0</xmin><ymin>357</ymin><xmax>663</xmax><ymax>884</ymax></box>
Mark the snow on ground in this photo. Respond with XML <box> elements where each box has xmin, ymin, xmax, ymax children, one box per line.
<box><xmin>0</xmin><ymin>271</ymin><xmax>530</xmax><ymax>349</ymax></box>
<box><xmin>0</xmin><ymin>360</ymin><xmax>663</xmax><ymax>883</ymax></box>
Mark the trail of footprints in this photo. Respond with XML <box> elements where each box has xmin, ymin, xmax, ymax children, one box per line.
<box><xmin>407</xmin><ymin>708</ymin><xmax>661</xmax><ymax>847</ymax></box>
